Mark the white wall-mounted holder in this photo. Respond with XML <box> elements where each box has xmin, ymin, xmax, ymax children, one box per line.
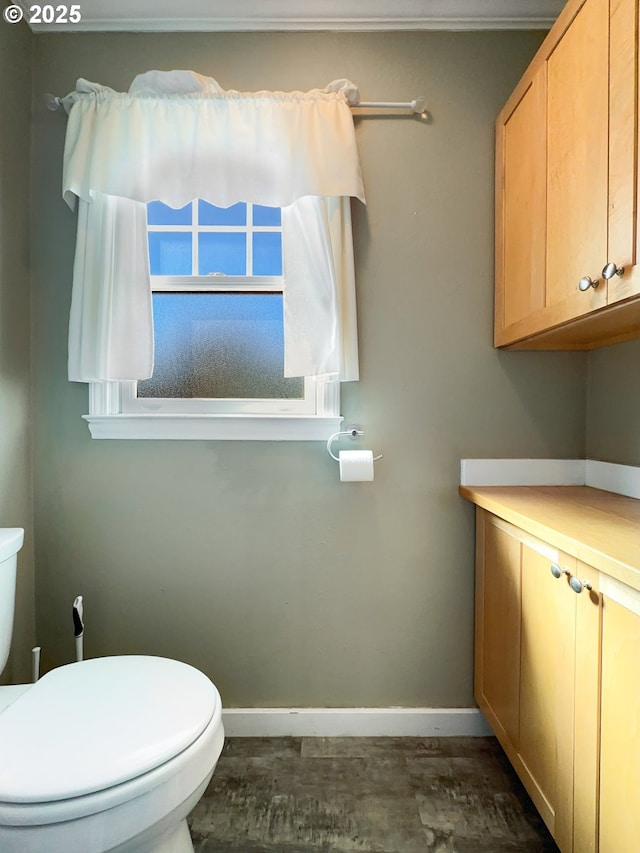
<box><xmin>326</xmin><ymin>426</ymin><xmax>383</xmax><ymax>482</ymax></box>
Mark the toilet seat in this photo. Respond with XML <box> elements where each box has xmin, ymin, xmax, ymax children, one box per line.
<box><xmin>0</xmin><ymin>656</ymin><xmax>218</xmax><ymax>805</ymax></box>
<box><xmin>0</xmin><ymin>705</ymin><xmax>223</xmax><ymax>832</ymax></box>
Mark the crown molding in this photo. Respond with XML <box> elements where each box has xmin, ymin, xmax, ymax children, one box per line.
<box><xmin>17</xmin><ymin>0</ymin><xmax>564</xmax><ymax>33</ymax></box>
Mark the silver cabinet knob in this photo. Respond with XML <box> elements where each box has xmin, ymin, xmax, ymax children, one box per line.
<box><xmin>550</xmin><ymin>564</ymin><xmax>570</xmax><ymax>579</ymax></box>
<box><xmin>569</xmin><ymin>576</ymin><xmax>593</xmax><ymax>594</ymax></box>
<box><xmin>578</xmin><ymin>276</ymin><xmax>600</xmax><ymax>291</ymax></box>
<box><xmin>602</xmin><ymin>262</ymin><xmax>625</xmax><ymax>280</ymax></box>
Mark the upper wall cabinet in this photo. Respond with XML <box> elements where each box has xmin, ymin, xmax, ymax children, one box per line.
<box><xmin>495</xmin><ymin>0</ymin><xmax>640</xmax><ymax>350</ymax></box>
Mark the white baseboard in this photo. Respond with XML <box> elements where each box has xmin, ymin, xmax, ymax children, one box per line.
<box><xmin>222</xmin><ymin>707</ymin><xmax>492</xmax><ymax>737</ymax></box>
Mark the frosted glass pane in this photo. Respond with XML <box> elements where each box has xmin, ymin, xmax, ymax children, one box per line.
<box><xmin>147</xmin><ymin>201</ymin><xmax>192</xmax><ymax>225</ymax></box>
<box><xmin>253</xmin><ymin>205</ymin><xmax>281</xmax><ymax>226</ymax></box>
<box><xmin>253</xmin><ymin>232</ymin><xmax>282</xmax><ymax>276</ymax></box>
<box><xmin>148</xmin><ymin>232</ymin><xmax>192</xmax><ymax>275</ymax></box>
<box><xmin>198</xmin><ymin>233</ymin><xmax>246</xmax><ymax>275</ymax></box>
<box><xmin>198</xmin><ymin>200</ymin><xmax>246</xmax><ymax>226</ymax></box>
<box><xmin>138</xmin><ymin>293</ymin><xmax>304</xmax><ymax>399</ymax></box>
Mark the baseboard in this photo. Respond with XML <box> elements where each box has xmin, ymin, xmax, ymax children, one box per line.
<box><xmin>222</xmin><ymin>707</ymin><xmax>492</xmax><ymax>737</ymax></box>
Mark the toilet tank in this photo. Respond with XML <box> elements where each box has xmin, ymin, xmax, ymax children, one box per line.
<box><xmin>0</xmin><ymin>529</ymin><xmax>24</xmax><ymax>675</ymax></box>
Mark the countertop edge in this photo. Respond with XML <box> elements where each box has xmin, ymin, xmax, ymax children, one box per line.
<box><xmin>459</xmin><ymin>484</ymin><xmax>640</xmax><ymax>593</ymax></box>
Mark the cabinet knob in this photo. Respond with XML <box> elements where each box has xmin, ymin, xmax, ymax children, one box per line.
<box><xmin>602</xmin><ymin>262</ymin><xmax>625</xmax><ymax>280</ymax></box>
<box><xmin>569</xmin><ymin>576</ymin><xmax>593</xmax><ymax>594</ymax></box>
<box><xmin>550</xmin><ymin>563</ymin><xmax>570</xmax><ymax>579</ymax></box>
<box><xmin>578</xmin><ymin>276</ymin><xmax>600</xmax><ymax>291</ymax></box>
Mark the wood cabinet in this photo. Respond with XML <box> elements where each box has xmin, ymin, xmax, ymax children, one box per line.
<box><xmin>495</xmin><ymin>0</ymin><xmax>640</xmax><ymax>349</ymax></box>
<box><xmin>598</xmin><ymin>585</ymin><xmax>640</xmax><ymax>852</ymax></box>
<box><xmin>474</xmin><ymin>515</ymin><xmax>521</xmax><ymax>746</ymax></box>
<box><xmin>572</xmin><ymin>561</ymin><xmax>601</xmax><ymax>853</ymax></box>
<box><xmin>473</xmin><ymin>501</ymin><xmax>640</xmax><ymax>853</ymax></box>
<box><xmin>475</xmin><ymin>511</ymin><xmax>604</xmax><ymax>852</ymax></box>
<box><xmin>517</xmin><ymin>544</ymin><xmax>577</xmax><ymax>852</ymax></box>
<box><xmin>463</xmin><ymin>486</ymin><xmax>640</xmax><ymax>851</ymax></box>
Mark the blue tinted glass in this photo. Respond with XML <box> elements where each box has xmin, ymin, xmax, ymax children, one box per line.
<box><xmin>147</xmin><ymin>201</ymin><xmax>192</xmax><ymax>225</ymax></box>
<box><xmin>253</xmin><ymin>205</ymin><xmax>281</xmax><ymax>226</ymax></box>
<box><xmin>138</xmin><ymin>293</ymin><xmax>304</xmax><ymax>399</ymax></box>
<box><xmin>148</xmin><ymin>232</ymin><xmax>192</xmax><ymax>275</ymax></box>
<box><xmin>198</xmin><ymin>200</ymin><xmax>246</xmax><ymax>226</ymax></box>
<box><xmin>199</xmin><ymin>233</ymin><xmax>246</xmax><ymax>275</ymax></box>
<box><xmin>253</xmin><ymin>232</ymin><xmax>282</xmax><ymax>276</ymax></box>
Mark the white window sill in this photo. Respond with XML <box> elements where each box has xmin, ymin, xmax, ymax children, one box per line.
<box><xmin>83</xmin><ymin>413</ymin><xmax>344</xmax><ymax>441</ymax></box>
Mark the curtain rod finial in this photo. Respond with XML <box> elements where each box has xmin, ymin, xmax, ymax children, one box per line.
<box><xmin>44</xmin><ymin>93</ymin><xmax>63</xmax><ymax>112</ymax></box>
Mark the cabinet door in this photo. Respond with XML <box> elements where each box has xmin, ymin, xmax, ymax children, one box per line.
<box><xmin>546</xmin><ymin>0</ymin><xmax>609</xmax><ymax>322</ymax></box>
<box><xmin>572</xmin><ymin>562</ymin><xmax>601</xmax><ymax>853</ymax></box>
<box><xmin>475</xmin><ymin>513</ymin><xmax>521</xmax><ymax>748</ymax></box>
<box><xmin>606</xmin><ymin>0</ymin><xmax>640</xmax><ymax>304</ymax></box>
<box><xmin>518</xmin><ymin>546</ymin><xmax>575</xmax><ymax>851</ymax></box>
<box><xmin>599</xmin><ymin>593</ymin><xmax>640</xmax><ymax>853</ymax></box>
<box><xmin>495</xmin><ymin>71</ymin><xmax>546</xmax><ymax>345</ymax></box>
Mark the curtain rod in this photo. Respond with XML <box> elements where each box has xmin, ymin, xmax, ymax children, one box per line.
<box><xmin>45</xmin><ymin>93</ymin><xmax>428</xmax><ymax>117</ymax></box>
<box><xmin>353</xmin><ymin>97</ymin><xmax>427</xmax><ymax>116</ymax></box>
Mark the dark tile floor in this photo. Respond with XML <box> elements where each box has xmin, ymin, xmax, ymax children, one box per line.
<box><xmin>188</xmin><ymin>736</ymin><xmax>559</xmax><ymax>853</ymax></box>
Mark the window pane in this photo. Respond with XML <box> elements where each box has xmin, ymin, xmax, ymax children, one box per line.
<box><xmin>148</xmin><ymin>232</ymin><xmax>192</xmax><ymax>275</ymax></box>
<box><xmin>138</xmin><ymin>293</ymin><xmax>305</xmax><ymax>399</ymax></box>
<box><xmin>198</xmin><ymin>200</ymin><xmax>246</xmax><ymax>226</ymax></box>
<box><xmin>253</xmin><ymin>205</ymin><xmax>281</xmax><ymax>226</ymax></box>
<box><xmin>198</xmin><ymin>232</ymin><xmax>246</xmax><ymax>275</ymax></box>
<box><xmin>253</xmin><ymin>232</ymin><xmax>283</xmax><ymax>276</ymax></box>
<box><xmin>147</xmin><ymin>201</ymin><xmax>192</xmax><ymax>225</ymax></box>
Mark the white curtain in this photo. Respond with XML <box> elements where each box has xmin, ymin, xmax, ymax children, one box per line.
<box><xmin>68</xmin><ymin>192</ymin><xmax>153</xmax><ymax>382</ymax></box>
<box><xmin>282</xmin><ymin>197</ymin><xmax>358</xmax><ymax>381</ymax></box>
<box><xmin>62</xmin><ymin>71</ymin><xmax>365</xmax><ymax>383</ymax></box>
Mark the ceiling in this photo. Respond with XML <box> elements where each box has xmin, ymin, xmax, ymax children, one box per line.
<box><xmin>16</xmin><ymin>0</ymin><xmax>564</xmax><ymax>33</ymax></box>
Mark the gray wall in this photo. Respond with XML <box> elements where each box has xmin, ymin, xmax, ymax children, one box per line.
<box><xmin>29</xmin><ymin>30</ymin><xmax>593</xmax><ymax>708</ymax></box>
<box><xmin>0</xmin><ymin>20</ymin><xmax>35</xmax><ymax>684</ymax></box>
<box><xmin>586</xmin><ymin>341</ymin><xmax>640</xmax><ymax>466</ymax></box>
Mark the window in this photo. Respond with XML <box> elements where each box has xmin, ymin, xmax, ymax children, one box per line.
<box><xmin>85</xmin><ymin>200</ymin><xmax>342</xmax><ymax>440</ymax></box>
<box><xmin>65</xmin><ymin>74</ymin><xmax>362</xmax><ymax>441</ymax></box>
<box><xmin>146</xmin><ymin>199</ymin><xmax>283</xmax><ymax>278</ymax></box>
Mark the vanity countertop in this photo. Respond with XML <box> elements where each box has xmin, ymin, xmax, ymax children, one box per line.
<box><xmin>459</xmin><ymin>485</ymin><xmax>640</xmax><ymax>592</ymax></box>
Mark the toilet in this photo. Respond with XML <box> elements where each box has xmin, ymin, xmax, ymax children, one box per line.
<box><xmin>0</xmin><ymin>528</ymin><xmax>225</xmax><ymax>853</ymax></box>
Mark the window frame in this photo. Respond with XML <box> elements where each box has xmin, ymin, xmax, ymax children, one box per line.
<box><xmin>84</xmin><ymin>203</ymin><xmax>342</xmax><ymax>441</ymax></box>
<box><xmin>126</xmin><ymin>277</ymin><xmax>314</xmax><ymax>416</ymax></box>
<box><xmin>146</xmin><ymin>199</ymin><xmax>284</xmax><ymax>278</ymax></box>
<box><xmin>84</xmin><ymin>378</ymin><xmax>342</xmax><ymax>441</ymax></box>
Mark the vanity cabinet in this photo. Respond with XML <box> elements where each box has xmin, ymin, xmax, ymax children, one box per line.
<box><xmin>474</xmin><ymin>511</ymin><xmax>600</xmax><ymax>851</ymax></box>
<box><xmin>494</xmin><ymin>0</ymin><xmax>640</xmax><ymax>349</ymax></box>
<box><xmin>465</xmin><ymin>485</ymin><xmax>640</xmax><ymax>853</ymax></box>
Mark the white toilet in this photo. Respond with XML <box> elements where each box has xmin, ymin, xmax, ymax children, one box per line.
<box><xmin>0</xmin><ymin>528</ymin><xmax>225</xmax><ymax>853</ymax></box>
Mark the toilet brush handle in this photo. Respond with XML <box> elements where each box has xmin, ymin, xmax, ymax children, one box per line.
<box><xmin>32</xmin><ymin>646</ymin><xmax>41</xmax><ymax>682</ymax></box>
<box><xmin>72</xmin><ymin>596</ymin><xmax>84</xmax><ymax>662</ymax></box>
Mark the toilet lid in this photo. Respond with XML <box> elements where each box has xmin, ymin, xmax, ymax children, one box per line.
<box><xmin>0</xmin><ymin>656</ymin><xmax>218</xmax><ymax>803</ymax></box>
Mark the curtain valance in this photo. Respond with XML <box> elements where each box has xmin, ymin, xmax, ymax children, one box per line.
<box><xmin>63</xmin><ymin>70</ymin><xmax>363</xmax><ymax>385</ymax></box>
<box><xmin>62</xmin><ymin>72</ymin><xmax>365</xmax><ymax>210</ymax></box>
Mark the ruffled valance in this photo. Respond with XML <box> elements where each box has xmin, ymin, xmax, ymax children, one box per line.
<box><xmin>62</xmin><ymin>72</ymin><xmax>365</xmax><ymax>210</ymax></box>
